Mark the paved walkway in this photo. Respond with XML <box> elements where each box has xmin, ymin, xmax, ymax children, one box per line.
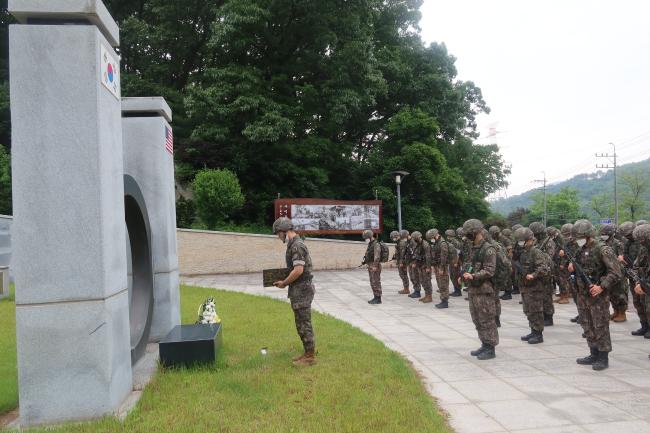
<box><xmin>183</xmin><ymin>269</ymin><xmax>650</xmax><ymax>433</ymax></box>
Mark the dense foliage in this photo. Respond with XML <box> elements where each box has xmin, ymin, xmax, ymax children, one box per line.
<box><xmin>0</xmin><ymin>0</ymin><xmax>510</xmax><ymax>234</ymax></box>
<box><xmin>192</xmin><ymin>168</ymin><xmax>245</xmax><ymax>229</ymax></box>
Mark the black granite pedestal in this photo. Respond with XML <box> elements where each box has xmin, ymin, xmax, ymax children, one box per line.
<box><xmin>159</xmin><ymin>323</ymin><xmax>222</xmax><ymax>367</ymax></box>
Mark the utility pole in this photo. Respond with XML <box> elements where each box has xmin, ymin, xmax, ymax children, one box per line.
<box><xmin>596</xmin><ymin>143</ymin><xmax>618</xmax><ymax>225</ymax></box>
<box><xmin>533</xmin><ymin>172</ymin><xmax>547</xmax><ymax>226</ymax></box>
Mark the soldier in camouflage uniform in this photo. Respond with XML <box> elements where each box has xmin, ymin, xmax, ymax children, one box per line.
<box><xmin>515</xmin><ymin>227</ymin><xmax>550</xmax><ymax>344</ymax></box>
<box><xmin>485</xmin><ymin>229</ymin><xmax>509</xmax><ymax>327</ymax></box>
<box><xmin>530</xmin><ymin>222</ymin><xmax>556</xmax><ymax>326</ymax></box>
<box><xmin>428</xmin><ymin>229</ymin><xmax>451</xmax><ymax>308</ymax></box>
<box><xmin>406</xmin><ymin>232</ymin><xmax>422</xmax><ymax>298</ymax></box>
<box><xmin>619</xmin><ymin>221</ymin><xmax>649</xmax><ymax>336</ymax></box>
<box><xmin>599</xmin><ymin>224</ymin><xmax>628</xmax><ymax>322</ymax></box>
<box><xmin>411</xmin><ymin>231</ymin><xmax>433</xmax><ymax>303</ymax></box>
<box><xmin>396</xmin><ymin>230</ymin><xmax>411</xmax><ymax>295</ymax></box>
<box><xmin>446</xmin><ymin>229</ymin><xmax>463</xmax><ymax>297</ymax></box>
<box><xmin>632</xmin><ymin>224</ymin><xmax>650</xmax><ymax>355</ymax></box>
<box><xmin>558</xmin><ymin>223</ymin><xmax>581</xmax><ymax>324</ymax></box>
<box><xmin>490</xmin><ymin>226</ymin><xmax>514</xmax><ymax>301</ymax></box>
<box><xmin>511</xmin><ymin>224</ymin><xmax>524</xmax><ymax>295</ymax></box>
<box><xmin>462</xmin><ymin>219</ymin><xmax>499</xmax><ymax>360</ymax></box>
<box><xmin>459</xmin><ymin>227</ymin><xmax>473</xmax><ymax>300</ymax></box>
<box><xmin>570</xmin><ymin>219</ymin><xmax>622</xmax><ymax>371</ymax></box>
<box><xmin>272</xmin><ymin>217</ymin><xmax>316</xmax><ymax>366</ymax></box>
<box><xmin>547</xmin><ymin>227</ymin><xmax>569</xmax><ymax>304</ymax></box>
<box><xmin>363</xmin><ymin>229</ymin><xmax>383</xmax><ymax>305</ymax></box>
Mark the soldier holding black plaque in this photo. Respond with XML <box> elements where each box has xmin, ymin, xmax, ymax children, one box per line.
<box><xmin>271</xmin><ymin>217</ymin><xmax>317</xmax><ymax>366</ymax></box>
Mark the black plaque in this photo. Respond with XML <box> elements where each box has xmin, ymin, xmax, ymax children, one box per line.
<box><xmin>159</xmin><ymin>324</ymin><xmax>222</xmax><ymax>368</ymax></box>
<box><xmin>263</xmin><ymin>268</ymin><xmax>290</xmax><ymax>287</ymax></box>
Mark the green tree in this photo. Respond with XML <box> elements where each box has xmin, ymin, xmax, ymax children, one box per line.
<box><xmin>192</xmin><ymin>168</ymin><xmax>245</xmax><ymax>229</ymax></box>
<box><xmin>589</xmin><ymin>193</ymin><xmax>614</xmax><ymax>220</ymax></box>
<box><xmin>529</xmin><ymin>187</ymin><xmax>584</xmax><ymax>227</ymax></box>
<box><xmin>0</xmin><ymin>144</ymin><xmax>10</xmax><ymax>214</ymax></box>
<box><xmin>620</xmin><ymin>168</ymin><xmax>649</xmax><ymax>221</ymax></box>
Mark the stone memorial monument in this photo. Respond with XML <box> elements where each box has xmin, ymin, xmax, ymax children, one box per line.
<box><xmin>8</xmin><ymin>0</ymin><xmax>180</xmax><ymax>426</ymax></box>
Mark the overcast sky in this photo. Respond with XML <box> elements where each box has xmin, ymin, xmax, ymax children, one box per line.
<box><xmin>419</xmin><ymin>0</ymin><xmax>650</xmax><ymax>199</ymax></box>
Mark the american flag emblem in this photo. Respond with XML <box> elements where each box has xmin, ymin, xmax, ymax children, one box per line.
<box><xmin>165</xmin><ymin>126</ymin><xmax>174</xmax><ymax>155</ymax></box>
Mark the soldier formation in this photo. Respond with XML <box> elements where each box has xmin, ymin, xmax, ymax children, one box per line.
<box><xmin>271</xmin><ymin>215</ymin><xmax>650</xmax><ymax>369</ymax></box>
<box><xmin>368</xmin><ymin>218</ymin><xmax>650</xmax><ymax>369</ymax></box>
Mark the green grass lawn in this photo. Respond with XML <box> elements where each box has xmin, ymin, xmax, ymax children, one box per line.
<box><xmin>2</xmin><ymin>285</ymin><xmax>451</xmax><ymax>433</ymax></box>
<box><xmin>0</xmin><ymin>285</ymin><xmax>17</xmax><ymax>414</ymax></box>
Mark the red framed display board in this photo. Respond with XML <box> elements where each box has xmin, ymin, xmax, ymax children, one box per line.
<box><xmin>274</xmin><ymin>198</ymin><xmax>383</xmax><ymax>235</ymax></box>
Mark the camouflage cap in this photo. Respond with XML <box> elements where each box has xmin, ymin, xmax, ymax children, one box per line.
<box><xmin>456</xmin><ymin>227</ymin><xmax>464</xmax><ymax>237</ymax></box>
<box><xmin>561</xmin><ymin>223</ymin><xmax>574</xmax><ymax>238</ymax></box>
<box><xmin>599</xmin><ymin>224</ymin><xmax>617</xmax><ymax>237</ymax></box>
<box><xmin>636</xmin><ymin>219</ymin><xmax>648</xmax><ymax>226</ymax></box>
<box><xmin>514</xmin><ymin>227</ymin><xmax>534</xmax><ymax>242</ymax></box>
<box><xmin>390</xmin><ymin>230</ymin><xmax>399</xmax><ymax>240</ymax></box>
<box><xmin>502</xmin><ymin>228</ymin><xmax>512</xmax><ymax>237</ymax></box>
<box><xmin>412</xmin><ymin>231</ymin><xmax>423</xmax><ymax>241</ymax></box>
<box><xmin>462</xmin><ymin>219</ymin><xmax>484</xmax><ymax>235</ymax></box>
<box><xmin>426</xmin><ymin>228</ymin><xmax>439</xmax><ymax>240</ymax></box>
<box><xmin>445</xmin><ymin>229</ymin><xmax>456</xmax><ymax>238</ymax></box>
<box><xmin>362</xmin><ymin>229</ymin><xmax>374</xmax><ymax>240</ymax></box>
<box><xmin>572</xmin><ymin>219</ymin><xmax>595</xmax><ymax>238</ymax></box>
<box><xmin>529</xmin><ymin>221</ymin><xmax>546</xmax><ymax>235</ymax></box>
<box><xmin>400</xmin><ymin>229</ymin><xmax>409</xmax><ymax>239</ymax></box>
<box><xmin>633</xmin><ymin>224</ymin><xmax>650</xmax><ymax>243</ymax></box>
<box><xmin>512</xmin><ymin>224</ymin><xmax>523</xmax><ymax>231</ymax></box>
<box><xmin>272</xmin><ymin>217</ymin><xmax>293</xmax><ymax>234</ymax></box>
<box><xmin>488</xmin><ymin>225</ymin><xmax>501</xmax><ymax>235</ymax></box>
<box><xmin>618</xmin><ymin>221</ymin><xmax>635</xmax><ymax>237</ymax></box>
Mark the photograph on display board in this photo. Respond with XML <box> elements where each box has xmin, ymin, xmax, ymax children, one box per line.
<box><xmin>274</xmin><ymin>199</ymin><xmax>383</xmax><ymax>234</ymax></box>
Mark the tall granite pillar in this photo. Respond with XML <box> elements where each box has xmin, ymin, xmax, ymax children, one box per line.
<box><xmin>122</xmin><ymin>97</ymin><xmax>180</xmax><ymax>341</ymax></box>
<box><xmin>8</xmin><ymin>0</ymin><xmax>132</xmax><ymax>425</ymax></box>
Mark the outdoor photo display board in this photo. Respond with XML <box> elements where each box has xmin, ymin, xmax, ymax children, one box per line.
<box><xmin>274</xmin><ymin>199</ymin><xmax>383</xmax><ymax>235</ymax></box>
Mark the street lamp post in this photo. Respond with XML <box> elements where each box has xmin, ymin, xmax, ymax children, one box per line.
<box><xmin>392</xmin><ymin>171</ymin><xmax>409</xmax><ymax>231</ymax></box>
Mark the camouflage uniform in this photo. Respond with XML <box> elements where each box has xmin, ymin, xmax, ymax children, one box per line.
<box><xmin>285</xmin><ymin>236</ymin><xmax>316</xmax><ymax>353</ymax></box>
<box><xmin>365</xmin><ymin>239</ymin><xmax>382</xmax><ymax>297</ymax></box>
<box><xmin>396</xmin><ymin>237</ymin><xmax>410</xmax><ymax>290</ymax></box>
<box><xmin>447</xmin><ymin>230</ymin><xmax>463</xmax><ymax>293</ymax></box>
<box><xmin>489</xmin><ymin>239</ymin><xmax>511</xmax><ymax>320</ymax></box>
<box><xmin>631</xmin><ymin>223</ymin><xmax>650</xmax><ymax>337</ymax></box>
<box><xmin>623</xmin><ymin>235</ymin><xmax>647</xmax><ymax>325</ymax></box>
<box><xmin>466</xmin><ymin>240</ymin><xmax>499</xmax><ymax>347</ymax></box>
<box><xmin>432</xmin><ymin>236</ymin><xmax>450</xmax><ymax>301</ymax></box>
<box><xmin>416</xmin><ymin>239</ymin><xmax>433</xmax><ymax>296</ymax></box>
<box><xmin>603</xmin><ymin>234</ymin><xmax>629</xmax><ymax>318</ymax></box>
<box><xmin>497</xmin><ymin>234</ymin><xmax>514</xmax><ymax>295</ymax></box>
<box><xmin>406</xmin><ymin>238</ymin><xmax>421</xmax><ymax>294</ymax></box>
<box><xmin>519</xmin><ymin>241</ymin><xmax>550</xmax><ymax>334</ymax></box>
<box><xmin>535</xmin><ymin>233</ymin><xmax>556</xmax><ymax>321</ymax></box>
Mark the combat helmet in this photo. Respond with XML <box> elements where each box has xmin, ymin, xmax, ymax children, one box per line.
<box><xmin>633</xmin><ymin>224</ymin><xmax>650</xmax><ymax>245</ymax></box>
<box><xmin>426</xmin><ymin>229</ymin><xmax>439</xmax><ymax>241</ymax></box>
<box><xmin>512</xmin><ymin>224</ymin><xmax>523</xmax><ymax>231</ymax></box>
<box><xmin>456</xmin><ymin>227</ymin><xmax>464</xmax><ymax>237</ymax></box>
<box><xmin>546</xmin><ymin>226</ymin><xmax>560</xmax><ymax>238</ymax></box>
<box><xmin>599</xmin><ymin>224</ymin><xmax>617</xmax><ymax>238</ymax></box>
<box><xmin>488</xmin><ymin>226</ymin><xmax>501</xmax><ymax>237</ymax></box>
<box><xmin>390</xmin><ymin>231</ymin><xmax>400</xmax><ymax>241</ymax></box>
<box><xmin>412</xmin><ymin>231</ymin><xmax>423</xmax><ymax>241</ymax></box>
<box><xmin>572</xmin><ymin>219</ymin><xmax>596</xmax><ymax>239</ymax></box>
<box><xmin>618</xmin><ymin>221</ymin><xmax>635</xmax><ymax>238</ymax></box>
<box><xmin>514</xmin><ymin>227</ymin><xmax>534</xmax><ymax>243</ymax></box>
<box><xmin>529</xmin><ymin>221</ymin><xmax>546</xmax><ymax>239</ymax></box>
<box><xmin>462</xmin><ymin>219</ymin><xmax>484</xmax><ymax>236</ymax></box>
<box><xmin>272</xmin><ymin>217</ymin><xmax>293</xmax><ymax>234</ymax></box>
<box><xmin>502</xmin><ymin>228</ymin><xmax>512</xmax><ymax>238</ymax></box>
<box><xmin>636</xmin><ymin>219</ymin><xmax>648</xmax><ymax>226</ymax></box>
<box><xmin>400</xmin><ymin>229</ymin><xmax>409</xmax><ymax>239</ymax></box>
<box><xmin>362</xmin><ymin>229</ymin><xmax>374</xmax><ymax>240</ymax></box>
<box><xmin>561</xmin><ymin>223</ymin><xmax>574</xmax><ymax>238</ymax></box>
<box><xmin>445</xmin><ymin>229</ymin><xmax>456</xmax><ymax>238</ymax></box>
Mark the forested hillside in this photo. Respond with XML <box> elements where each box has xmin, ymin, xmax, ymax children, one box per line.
<box><xmin>0</xmin><ymin>0</ymin><xmax>509</xmax><ymax>234</ymax></box>
<box><xmin>491</xmin><ymin>158</ymin><xmax>650</xmax><ymax>223</ymax></box>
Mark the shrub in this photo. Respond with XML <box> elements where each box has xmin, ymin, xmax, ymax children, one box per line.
<box><xmin>192</xmin><ymin>169</ymin><xmax>245</xmax><ymax>229</ymax></box>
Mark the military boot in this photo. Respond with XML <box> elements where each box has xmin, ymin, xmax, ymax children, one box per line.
<box><xmin>527</xmin><ymin>331</ymin><xmax>543</xmax><ymax>344</ymax></box>
<box><xmin>512</xmin><ymin>287</ymin><xmax>520</xmax><ymax>295</ymax></box>
<box><xmin>477</xmin><ymin>345</ymin><xmax>496</xmax><ymax>360</ymax></box>
<box><xmin>592</xmin><ymin>351</ymin><xmax>609</xmax><ymax>371</ymax></box>
<box><xmin>408</xmin><ymin>291</ymin><xmax>421</xmax><ymax>299</ymax></box>
<box><xmin>292</xmin><ymin>352</ymin><xmax>306</xmax><ymax>362</ymax></box>
<box><xmin>500</xmin><ymin>292</ymin><xmax>512</xmax><ymax>300</ymax></box>
<box><xmin>558</xmin><ymin>293</ymin><xmax>570</xmax><ymax>304</ymax></box>
<box><xmin>612</xmin><ymin>309</ymin><xmax>627</xmax><ymax>323</ymax></box>
<box><xmin>570</xmin><ymin>315</ymin><xmax>580</xmax><ymax>323</ymax></box>
<box><xmin>576</xmin><ymin>347</ymin><xmax>598</xmax><ymax>365</ymax></box>
<box><xmin>544</xmin><ymin>315</ymin><xmax>554</xmax><ymax>326</ymax></box>
<box><xmin>293</xmin><ymin>350</ymin><xmax>317</xmax><ymax>366</ymax></box>
<box><xmin>435</xmin><ymin>300</ymin><xmax>448</xmax><ymax>309</ymax></box>
<box><xmin>631</xmin><ymin>321</ymin><xmax>648</xmax><ymax>336</ymax></box>
<box><xmin>368</xmin><ymin>296</ymin><xmax>382</xmax><ymax>305</ymax></box>
<box><xmin>520</xmin><ymin>330</ymin><xmax>534</xmax><ymax>341</ymax></box>
<box><xmin>450</xmin><ymin>289</ymin><xmax>462</xmax><ymax>297</ymax></box>
<box><xmin>398</xmin><ymin>287</ymin><xmax>410</xmax><ymax>295</ymax></box>
<box><xmin>470</xmin><ymin>344</ymin><xmax>487</xmax><ymax>356</ymax></box>
<box><xmin>420</xmin><ymin>294</ymin><xmax>433</xmax><ymax>303</ymax></box>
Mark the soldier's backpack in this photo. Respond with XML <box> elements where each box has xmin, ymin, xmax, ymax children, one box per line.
<box><xmin>446</xmin><ymin>241</ymin><xmax>459</xmax><ymax>264</ymax></box>
<box><xmin>379</xmin><ymin>241</ymin><xmax>390</xmax><ymax>263</ymax></box>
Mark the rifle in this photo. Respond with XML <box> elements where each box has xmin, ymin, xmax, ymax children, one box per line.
<box><xmin>358</xmin><ymin>256</ymin><xmax>367</xmax><ymax>268</ymax></box>
<box><xmin>563</xmin><ymin>248</ymin><xmax>594</xmax><ymax>288</ymax></box>
<box><xmin>511</xmin><ymin>259</ymin><xmax>524</xmax><ymax>275</ymax></box>
<box><xmin>621</xmin><ymin>255</ymin><xmax>650</xmax><ymax>294</ymax></box>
